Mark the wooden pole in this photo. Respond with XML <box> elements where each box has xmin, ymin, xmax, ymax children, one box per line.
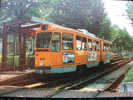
<box><xmin>2</xmin><ymin>23</ymin><xmax>7</xmax><ymax>69</ymax></box>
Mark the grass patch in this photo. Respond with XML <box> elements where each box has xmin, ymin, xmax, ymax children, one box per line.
<box><xmin>124</xmin><ymin>65</ymin><xmax>133</xmax><ymax>82</ymax></box>
<box><xmin>123</xmin><ymin>56</ymin><xmax>130</xmax><ymax>59</ymax></box>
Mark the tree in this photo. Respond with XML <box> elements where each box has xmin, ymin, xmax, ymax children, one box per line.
<box><xmin>126</xmin><ymin>1</ymin><xmax>133</xmax><ymax>23</ymax></box>
<box><xmin>47</xmin><ymin>0</ymin><xmax>109</xmax><ymax>37</ymax></box>
<box><xmin>110</xmin><ymin>25</ymin><xmax>133</xmax><ymax>55</ymax></box>
<box><xmin>0</xmin><ymin>0</ymin><xmax>48</xmax><ymax>37</ymax></box>
<box><xmin>0</xmin><ymin>0</ymin><xmax>44</xmax><ymax>20</ymax></box>
<box><xmin>98</xmin><ymin>16</ymin><xmax>111</xmax><ymax>40</ymax></box>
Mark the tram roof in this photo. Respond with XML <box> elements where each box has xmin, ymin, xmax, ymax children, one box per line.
<box><xmin>5</xmin><ymin>16</ymin><xmax>112</xmax><ymax>44</ymax></box>
<box><xmin>22</xmin><ymin>17</ymin><xmax>112</xmax><ymax>42</ymax></box>
<box><xmin>19</xmin><ymin>17</ymin><xmax>100</xmax><ymax>40</ymax></box>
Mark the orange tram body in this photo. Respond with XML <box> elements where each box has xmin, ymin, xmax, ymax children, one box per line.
<box><xmin>32</xmin><ymin>24</ymin><xmax>114</xmax><ymax>74</ymax></box>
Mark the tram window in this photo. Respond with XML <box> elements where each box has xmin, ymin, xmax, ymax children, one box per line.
<box><xmin>50</xmin><ymin>33</ymin><xmax>60</xmax><ymax>52</ymax></box>
<box><xmin>108</xmin><ymin>44</ymin><xmax>111</xmax><ymax>51</ymax></box>
<box><xmin>105</xmin><ymin>44</ymin><xmax>107</xmax><ymax>51</ymax></box>
<box><xmin>76</xmin><ymin>36</ymin><xmax>82</xmax><ymax>50</ymax></box>
<box><xmin>88</xmin><ymin>39</ymin><xmax>92</xmax><ymax>50</ymax></box>
<box><xmin>108</xmin><ymin>44</ymin><xmax>110</xmax><ymax>51</ymax></box>
<box><xmin>93</xmin><ymin>40</ymin><xmax>97</xmax><ymax>51</ymax></box>
<box><xmin>82</xmin><ymin>37</ymin><xmax>87</xmax><ymax>50</ymax></box>
<box><xmin>96</xmin><ymin>41</ymin><xmax>100</xmax><ymax>51</ymax></box>
<box><xmin>62</xmin><ymin>33</ymin><xmax>73</xmax><ymax>50</ymax></box>
<box><xmin>36</xmin><ymin>32</ymin><xmax>52</xmax><ymax>48</ymax></box>
<box><xmin>107</xmin><ymin>44</ymin><xmax>110</xmax><ymax>51</ymax></box>
<box><xmin>103</xmin><ymin>44</ymin><xmax>106</xmax><ymax>51</ymax></box>
<box><xmin>105</xmin><ymin>44</ymin><xmax>109</xmax><ymax>51</ymax></box>
<box><xmin>103</xmin><ymin>44</ymin><xmax>104</xmax><ymax>51</ymax></box>
<box><xmin>110</xmin><ymin>45</ymin><xmax>112</xmax><ymax>52</ymax></box>
<box><xmin>108</xmin><ymin>45</ymin><xmax>110</xmax><ymax>51</ymax></box>
<box><xmin>105</xmin><ymin>44</ymin><xmax>108</xmax><ymax>51</ymax></box>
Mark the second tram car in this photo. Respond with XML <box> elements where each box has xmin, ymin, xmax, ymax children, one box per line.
<box><xmin>31</xmin><ymin>24</ymin><xmax>113</xmax><ymax>74</ymax></box>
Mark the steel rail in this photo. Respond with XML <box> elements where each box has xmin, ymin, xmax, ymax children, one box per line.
<box><xmin>46</xmin><ymin>58</ymin><xmax>133</xmax><ymax>98</ymax></box>
<box><xmin>0</xmin><ymin>58</ymin><xmax>132</xmax><ymax>97</ymax></box>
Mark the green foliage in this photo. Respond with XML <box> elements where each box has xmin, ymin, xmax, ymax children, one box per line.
<box><xmin>47</xmin><ymin>0</ymin><xmax>108</xmax><ymax>36</ymax></box>
<box><xmin>0</xmin><ymin>0</ymin><xmax>133</xmax><ymax>54</ymax></box>
<box><xmin>98</xmin><ymin>16</ymin><xmax>112</xmax><ymax>40</ymax></box>
<box><xmin>0</xmin><ymin>0</ymin><xmax>112</xmax><ymax>41</ymax></box>
<box><xmin>110</xmin><ymin>24</ymin><xmax>133</xmax><ymax>54</ymax></box>
<box><xmin>124</xmin><ymin>65</ymin><xmax>133</xmax><ymax>82</ymax></box>
<box><xmin>0</xmin><ymin>0</ymin><xmax>44</xmax><ymax>19</ymax></box>
<box><xmin>0</xmin><ymin>0</ymin><xmax>49</xmax><ymax>37</ymax></box>
<box><xmin>126</xmin><ymin>1</ymin><xmax>133</xmax><ymax>22</ymax></box>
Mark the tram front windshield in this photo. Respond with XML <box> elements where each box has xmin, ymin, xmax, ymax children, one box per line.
<box><xmin>36</xmin><ymin>32</ymin><xmax>52</xmax><ymax>48</ymax></box>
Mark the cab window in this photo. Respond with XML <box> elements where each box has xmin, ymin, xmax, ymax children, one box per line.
<box><xmin>62</xmin><ymin>33</ymin><xmax>73</xmax><ymax>50</ymax></box>
<box><xmin>36</xmin><ymin>32</ymin><xmax>52</xmax><ymax>48</ymax></box>
<box><xmin>50</xmin><ymin>32</ymin><xmax>60</xmax><ymax>52</ymax></box>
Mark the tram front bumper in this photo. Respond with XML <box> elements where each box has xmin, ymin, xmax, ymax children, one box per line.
<box><xmin>35</xmin><ymin>66</ymin><xmax>77</xmax><ymax>74</ymax></box>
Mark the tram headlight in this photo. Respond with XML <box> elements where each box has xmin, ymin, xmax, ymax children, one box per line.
<box><xmin>41</xmin><ymin>61</ymin><xmax>44</xmax><ymax>66</ymax></box>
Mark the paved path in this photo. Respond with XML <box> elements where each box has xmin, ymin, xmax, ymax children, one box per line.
<box><xmin>119</xmin><ymin>82</ymin><xmax>133</xmax><ymax>92</ymax></box>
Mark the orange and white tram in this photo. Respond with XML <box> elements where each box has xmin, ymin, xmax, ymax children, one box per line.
<box><xmin>30</xmin><ymin>24</ymin><xmax>114</xmax><ymax>74</ymax></box>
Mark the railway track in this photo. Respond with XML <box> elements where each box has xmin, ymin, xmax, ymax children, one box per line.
<box><xmin>51</xmin><ymin>60</ymin><xmax>132</xmax><ymax>98</ymax></box>
<box><xmin>0</xmin><ymin>57</ymin><xmax>132</xmax><ymax>97</ymax></box>
<box><xmin>45</xmin><ymin>57</ymin><xmax>133</xmax><ymax>98</ymax></box>
<box><xmin>111</xmin><ymin>56</ymin><xmax>122</xmax><ymax>63</ymax></box>
<box><xmin>0</xmin><ymin>72</ymin><xmax>43</xmax><ymax>86</ymax></box>
<box><xmin>0</xmin><ymin>57</ymin><xmax>126</xmax><ymax>87</ymax></box>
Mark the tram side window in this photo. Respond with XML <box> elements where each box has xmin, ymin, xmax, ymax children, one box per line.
<box><xmin>107</xmin><ymin>44</ymin><xmax>110</xmax><ymax>51</ymax></box>
<box><xmin>108</xmin><ymin>44</ymin><xmax>112</xmax><ymax>52</ymax></box>
<box><xmin>104</xmin><ymin>44</ymin><xmax>109</xmax><ymax>51</ymax></box>
<box><xmin>93</xmin><ymin>40</ymin><xmax>97</xmax><ymax>51</ymax></box>
<box><xmin>108</xmin><ymin>45</ymin><xmax>110</xmax><ymax>52</ymax></box>
<box><xmin>62</xmin><ymin>33</ymin><xmax>73</xmax><ymax>50</ymax></box>
<box><xmin>88</xmin><ymin>39</ymin><xmax>92</xmax><ymax>51</ymax></box>
<box><xmin>103</xmin><ymin>44</ymin><xmax>106</xmax><ymax>51</ymax></box>
<box><xmin>105</xmin><ymin>44</ymin><xmax>107</xmax><ymax>51</ymax></box>
<box><xmin>82</xmin><ymin>37</ymin><xmax>87</xmax><ymax>50</ymax></box>
<box><xmin>76</xmin><ymin>36</ymin><xmax>82</xmax><ymax>50</ymax></box>
<box><xmin>110</xmin><ymin>45</ymin><xmax>112</xmax><ymax>52</ymax></box>
<box><xmin>50</xmin><ymin>33</ymin><xmax>60</xmax><ymax>52</ymax></box>
<box><xmin>96</xmin><ymin>41</ymin><xmax>100</xmax><ymax>51</ymax></box>
<box><xmin>108</xmin><ymin>44</ymin><xmax>110</xmax><ymax>51</ymax></box>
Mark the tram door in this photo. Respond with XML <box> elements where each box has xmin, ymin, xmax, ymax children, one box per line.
<box><xmin>50</xmin><ymin>32</ymin><xmax>62</xmax><ymax>66</ymax></box>
<box><xmin>62</xmin><ymin>33</ymin><xmax>74</xmax><ymax>65</ymax></box>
